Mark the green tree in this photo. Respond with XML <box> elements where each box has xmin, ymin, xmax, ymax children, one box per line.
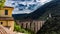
<box><xmin>0</xmin><ymin>0</ymin><xmax>5</xmax><ymax>8</ymax></box>
<box><xmin>37</xmin><ymin>17</ymin><xmax>60</xmax><ymax>34</ymax></box>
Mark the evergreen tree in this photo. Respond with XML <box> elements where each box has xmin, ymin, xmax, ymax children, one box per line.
<box><xmin>37</xmin><ymin>17</ymin><xmax>60</xmax><ymax>34</ymax></box>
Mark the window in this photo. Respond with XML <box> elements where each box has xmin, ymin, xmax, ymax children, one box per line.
<box><xmin>0</xmin><ymin>22</ymin><xmax>3</xmax><ymax>24</ymax></box>
<box><xmin>5</xmin><ymin>10</ymin><xmax>8</xmax><ymax>15</ymax></box>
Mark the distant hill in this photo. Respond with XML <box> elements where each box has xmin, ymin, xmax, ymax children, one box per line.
<box><xmin>12</xmin><ymin>14</ymin><xmax>28</xmax><ymax>20</ymax></box>
<box><xmin>12</xmin><ymin>0</ymin><xmax>60</xmax><ymax>20</ymax></box>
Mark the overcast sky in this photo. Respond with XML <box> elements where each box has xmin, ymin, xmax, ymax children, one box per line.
<box><xmin>5</xmin><ymin>0</ymin><xmax>52</xmax><ymax>14</ymax></box>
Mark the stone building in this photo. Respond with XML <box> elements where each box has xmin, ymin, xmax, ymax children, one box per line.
<box><xmin>0</xmin><ymin>6</ymin><xmax>14</xmax><ymax>31</ymax></box>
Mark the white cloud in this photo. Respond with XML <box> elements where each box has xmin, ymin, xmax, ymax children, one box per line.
<box><xmin>40</xmin><ymin>0</ymin><xmax>52</xmax><ymax>5</ymax></box>
<box><xmin>5</xmin><ymin>0</ymin><xmax>52</xmax><ymax>14</ymax></box>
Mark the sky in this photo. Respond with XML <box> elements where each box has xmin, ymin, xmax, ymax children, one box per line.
<box><xmin>5</xmin><ymin>0</ymin><xmax>52</xmax><ymax>14</ymax></box>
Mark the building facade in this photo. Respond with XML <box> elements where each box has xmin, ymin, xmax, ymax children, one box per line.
<box><xmin>0</xmin><ymin>6</ymin><xmax>14</xmax><ymax>31</ymax></box>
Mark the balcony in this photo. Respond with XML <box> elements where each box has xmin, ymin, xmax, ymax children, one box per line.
<box><xmin>0</xmin><ymin>17</ymin><xmax>14</xmax><ymax>21</ymax></box>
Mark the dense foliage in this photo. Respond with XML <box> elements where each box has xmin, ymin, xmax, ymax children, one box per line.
<box><xmin>14</xmin><ymin>23</ymin><xmax>35</xmax><ymax>34</ymax></box>
<box><xmin>37</xmin><ymin>17</ymin><xmax>60</xmax><ymax>34</ymax></box>
<box><xmin>0</xmin><ymin>0</ymin><xmax>5</xmax><ymax>8</ymax></box>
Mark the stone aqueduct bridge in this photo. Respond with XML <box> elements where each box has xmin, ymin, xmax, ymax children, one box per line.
<box><xmin>16</xmin><ymin>20</ymin><xmax>46</xmax><ymax>33</ymax></box>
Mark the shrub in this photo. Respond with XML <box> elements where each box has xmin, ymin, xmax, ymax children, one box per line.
<box><xmin>14</xmin><ymin>23</ymin><xmax>35</xmax><ymax>34</ymax></box>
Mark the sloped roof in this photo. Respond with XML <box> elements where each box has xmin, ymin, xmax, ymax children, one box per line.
<box><xmin>0</xmin><ymin>25</ymin><xmax>15</xmax><ymax>34</ymax></box>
